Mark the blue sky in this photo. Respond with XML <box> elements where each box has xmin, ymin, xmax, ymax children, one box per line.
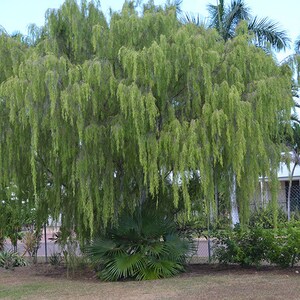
<box><xmin>0</xmin><ymin>0</ymin><xmax>299</xmax><ymax>61</ymax></box>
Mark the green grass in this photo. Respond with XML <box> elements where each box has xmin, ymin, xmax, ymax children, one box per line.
<box><xmin>0</xmin><ymin>283</ymin><xmax>56</xmax><ymax>300</ymax></box>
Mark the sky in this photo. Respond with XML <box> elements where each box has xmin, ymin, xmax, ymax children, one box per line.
<box><xmin>0</xmin><ymin>0</ymin><xmax>299</xmax><ymax>61</ymax></box>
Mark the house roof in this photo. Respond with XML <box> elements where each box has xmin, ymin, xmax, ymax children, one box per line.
<box><xmin>277</xmin><ymin>162</ymin><xmax>300</xmax><ymax>181</ymax></box>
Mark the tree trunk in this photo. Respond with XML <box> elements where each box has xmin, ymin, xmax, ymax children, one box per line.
<box><xmin>287</xmin><ymin>163</ymin><xmax>297</xmax><ymax>221</ymax></box>
<box><xmin>230</xmin><ymin>173</ymin><xmax>240</xmax><ymax>226</ymax></box>
<box><xmin>211</xmin><ymin>183</ymin><xmax>218</xmax><ymax>222</ymax></box>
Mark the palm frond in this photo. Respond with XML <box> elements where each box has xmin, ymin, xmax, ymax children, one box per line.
<box><xmin>102</xmin><ymin>253</ymin><xmax>144</xmax><ymax>280</ymax></box>
<box><xmin>207</xmin><ymin>0</ymin><xmax>225</xmax><ymax>32</ymax></box>
<box><xmin>228</xmin><ymin>0</ymin><xmax>251</xmax><ymax>23</ymax></box>
<box><xmin>141</xmin><ymin>212</ymin><xmax>175</xmax><ymax>237</ymax></box>
<box><xmin>248</xmin><ymin>16</ymin><xmax>290</xmax><ymax>51</ymax></box>
<box><xmin>145</xmin><ymin>259</ymin><xmax>183</xmax><ymax>278</ymax></box>
<box><xmin>163</xmin><ymin>234</ymin><xmax>193</xmax><ymax>261</ymax></box>
<box><xmin>172</xmin><ymin>0</ymin><xmax>183</xmax><ymax>14</ymax></box>
<box><xmin>85</xmin><ymin>239</ymin><xmax>122</xmax><ymax>262</ymax></box>
<box><xmin>291</xmin><ymin>113</ymin><xmax>300</xmax><ymax>126</ymax></box>
<box><xmin>144</xmin><ymin>242</ymin><xmax>165</xmax><ymax>256</ymax></box>
<box><xmin>295</xmin><ymin>35</ymin><xmax>300</xmax><ymax>54</ymax></box>
<box><xmin>180</xmin><ymin>12</ymin><xmax>206</xmax><ymax>27</ymax></box>
<box><xmin>223</xmin><ymin>0</ymin><xmax>251</xmax><ymax>40</ymax></box>
<box><xmin>0</xmin><ymin>25</ymin><xmax>7</xmax><ymax>35</ymax></box>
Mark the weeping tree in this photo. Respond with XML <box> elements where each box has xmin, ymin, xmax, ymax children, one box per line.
<box><xmin>0</xmin><ymin>0</ymin><xmax>293</xmax><ymax>240</ymax></box>
<box><xmin>182</xmin><ymin>0</ymin><xmax>291</xmax><ymax>225</ymax></box>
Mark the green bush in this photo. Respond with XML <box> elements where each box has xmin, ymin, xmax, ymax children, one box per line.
<box><xmin>267</xmin><ymin>222</ymin><xmax>300</xmax><ymax>267</ymax></box>
<box><xmin>86</xmin><ymin>208</ymin><xmax>193</xmax><ymax>281</ymax></box>
<box><xmin>213</xmin><ymin>222</ymin><xmax>300</xmax><ymax>268</ymax></box>
<box><xmin>213</xmin><ymin>225</ymin><xmax>273</xmax><ymax>267</ymax></box>
<box><xmin>0</xmin><ymin>250</ymin><xmax>28</xmax><ymax>269</ymax></box>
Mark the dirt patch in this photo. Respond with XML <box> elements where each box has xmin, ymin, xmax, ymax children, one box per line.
<box><xmin>0</xmin><ymin>263</ymin><xmax>98</xmax><ymax>283</ymax></box>
<box><xmin>2</xmin><ymin>262</ymin><xmax>300</xmax><ymax>282</ymax></box>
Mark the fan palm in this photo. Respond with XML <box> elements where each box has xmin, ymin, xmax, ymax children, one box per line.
<box><xmin>85</xmin><ymin>207</ymin><xmax>193</xmax><ymax>281</ymax></box>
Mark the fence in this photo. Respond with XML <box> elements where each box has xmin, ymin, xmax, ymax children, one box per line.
<box><xmin>5</xmin><ymin>180</ymin><xmax>300</xmax><ymax>263</ymax></box>
<box><xmin>279</xmin><ymin>182</ymin><xmax>300</xmax><ymax>220</ymax></box>
<box><xmin>251</xmin><ymin>180</ymin><xmax>300</xmax><ymax>220</ymax></box>
<box><xmin>194</xmin><ymin>180</ymin><xmax>300</xmax><ymax>261</ymax></box>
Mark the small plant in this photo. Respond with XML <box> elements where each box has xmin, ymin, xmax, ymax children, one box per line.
<box><xmin>50</xmin><ymin>230</ymin><xmax>82</xmax><ymax>277</ymax></box>
<box><xmin>0</xmin><ymin>250</ymin><xmax>28</xmax><ymax>270</ymax></box>
<box><xmin>22</xmin><ymin>229</ymin><xmax>42</xmax><ymax>263</ymax></box>
<box><xmin>49</xmin><ymin>252</ymin><xmax>63</xmax><ymax>266</ymax></box>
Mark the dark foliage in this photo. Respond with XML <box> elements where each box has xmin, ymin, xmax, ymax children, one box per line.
<box><xmin>85</xmin><ymin>206</ymin><xmax>193</xmax><ymax>281</ymax></box>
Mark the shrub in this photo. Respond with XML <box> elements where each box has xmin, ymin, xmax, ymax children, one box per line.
<box><xmin>267</xmin><ymin>222</ymin><xmax>300</xmax><ymax>267</ymax></box>
<box><xmin>213</xmin><ymin>222</ymin><xmax>300</xmax><ymax>268</ymax></box>
<box><xmin>0</xmin><ymin>250</ymin><xmax>28</xmax><ymax>270</ymax></box>
<box><xmin>213</xmin><ymin>225</ymin><xmax>273</xmax><ymax>267</ymax></box>
<box><xmin>86</xmin><ymin>208</ymin><xmax>193</xmax><ymax>281</ymax></box>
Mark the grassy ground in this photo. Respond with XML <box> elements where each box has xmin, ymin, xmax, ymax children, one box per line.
<box><xmin>1</xmin><ymin>264</ymin><xmax>300</xmax><ymax>299</ymax></box>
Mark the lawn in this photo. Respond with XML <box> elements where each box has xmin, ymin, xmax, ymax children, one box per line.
<box><xmin>1</xmin><ymin>264</ymin><xmax>300</xmax><ymax>299</ymax></box>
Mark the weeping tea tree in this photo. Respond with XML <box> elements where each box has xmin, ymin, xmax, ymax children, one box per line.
<box><xmin>0</xmin><ymin>0</ymin><xmax>293</xmax><ymax>239</ymax></box>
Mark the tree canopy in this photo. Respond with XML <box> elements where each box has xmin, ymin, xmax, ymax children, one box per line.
<box><xmin>0</xmin><ymin>0</ymin><xmax>293</xmax><ymax>239</ymax></box>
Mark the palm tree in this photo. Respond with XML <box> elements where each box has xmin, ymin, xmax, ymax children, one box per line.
<box><xmin>207</xmin><ymin>0</ymin><xmax>251</xmax><ymax>41</ymax></box>
<box><xmin>183</xmin><ymin>0</ymin><xmax>290</xmax><ymax>52</ymax></box>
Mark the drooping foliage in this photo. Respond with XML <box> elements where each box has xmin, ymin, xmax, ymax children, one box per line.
<box><xmin>0</xmin><ymin>0</ymin><xmax>293</xmax><ymax>239</ymax></box>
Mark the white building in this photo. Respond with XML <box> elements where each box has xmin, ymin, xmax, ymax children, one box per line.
<box><xmin>254</xmin><ymin>162</ymin><xmax>300</xmax><ymax>215</ymax></box>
